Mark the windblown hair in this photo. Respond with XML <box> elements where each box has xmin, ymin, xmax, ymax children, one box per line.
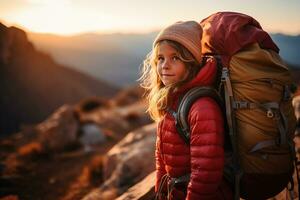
<box><xmin>139</xmin><ymin>40</ymin><xmax>202</xmax><ymax>122</ymax></box>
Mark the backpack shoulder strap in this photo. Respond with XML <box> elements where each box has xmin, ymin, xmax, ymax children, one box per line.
<box><xmin>170</xmin><ymin>86</ymin><xmax>224</xmax><ymax>145</ymax></box>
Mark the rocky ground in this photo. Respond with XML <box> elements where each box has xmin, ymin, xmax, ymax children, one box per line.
<box><xmin>0</xmin><ymin>86</ymin><xmax>153</xmax><ymax>200</ymax></box>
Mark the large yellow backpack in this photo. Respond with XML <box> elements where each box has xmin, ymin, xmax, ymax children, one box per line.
<box><xmin>170</xmin><ymin>12</ymin><xmax>297</xmax><ymax>200</ymax></box>
<box><xmin>225</xmin><ymin>43</ymin><xmax>296</xmax><ymax>199</ymax></box>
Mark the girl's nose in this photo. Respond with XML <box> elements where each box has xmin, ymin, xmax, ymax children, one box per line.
<box><xmin>162</xmin><ymin>60</ymin><xmax>170</xmax><ymax>69</ymax></box>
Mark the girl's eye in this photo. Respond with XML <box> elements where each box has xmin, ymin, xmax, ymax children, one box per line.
<box><xmin>172</xmin><ymin>56</ymin><xmax>180</xmax><ymax>61</ymax></box>
<box><xmin>157</xmin><ymin>56</ymin><xmax>164</xmax><ymax>62</ymax></box>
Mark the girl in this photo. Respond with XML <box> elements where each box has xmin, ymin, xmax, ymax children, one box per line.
<box><xmin>140</xmin><ymin>21</ymin><xmax>232</xmax><ymax>200</ymax></box>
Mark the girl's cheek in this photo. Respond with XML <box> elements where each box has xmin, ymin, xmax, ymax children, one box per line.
<box><xmin>156</xmin><ymin>65</ymin><xmax>162</xmax><ymax>75</ymax></box>
<box><xmin>156</xmin><ymin>67</ymin><xmax>162</xmax><ymax>80</ymax></box>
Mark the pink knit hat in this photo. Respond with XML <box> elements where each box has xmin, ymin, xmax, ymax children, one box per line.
<box><xmin>153</xmin><ymin>21</ymin><xmax>203</xmax><ymax>63</ymax></box>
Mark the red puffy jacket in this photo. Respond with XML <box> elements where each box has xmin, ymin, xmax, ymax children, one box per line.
<box><xmin>155</xmin><ymin>58</ymin><xmax>232</xmax><ymax>200</ymax></box>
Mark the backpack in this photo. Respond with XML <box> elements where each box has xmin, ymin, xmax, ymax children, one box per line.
<box><xmin>169</xmin><ymin>12</ymin><xmax>298</xmax><ymax>200</ymax></box>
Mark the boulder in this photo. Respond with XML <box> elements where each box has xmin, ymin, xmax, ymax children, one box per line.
<box><xmin>82</xmin><ymin>123</ymin><xmax>156</xmax><ymax>200</ymax></box>
<box><xmin>36</xmin><ymin>105</ymin><xmax>79</xmax><ymax>152</ymax></box>
<box><xmin>0</xmin><ymin>195</ymin><xmax>19</xmax><ymax>200</ymax></box>
<box><xmin>115</xmin><ymin>171</ymin><xmax>155</xmax><ymax>200</ymax></box>
<box><xmin>101</xmin><ymin>123</ymin><xmax>156</xmax><ymax>189</ymax></box>
<box><xmin>293</xmin><ymin>95</ymin><xmax>300</xmax><ymax>121</ymax></box>
<box><xmin>79</xmin><ymin>123</ymin><xmax>107</xmax><ymax>152</ymax></box>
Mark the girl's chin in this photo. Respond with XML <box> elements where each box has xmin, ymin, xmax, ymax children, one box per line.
<box><xmin>162</xmin><ymin>81</ymin><xmax>173</xmax><ymax>86</ymax></box>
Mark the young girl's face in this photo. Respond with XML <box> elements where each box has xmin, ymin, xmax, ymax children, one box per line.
<box><xmin>156</xmin><ymin>41</ymin><xmax>188</xmax><ymax>87</ymax></box>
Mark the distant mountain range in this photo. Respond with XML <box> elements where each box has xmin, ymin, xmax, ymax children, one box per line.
<box><xmin>271</xmin><ymin>34</ymin><xmax>300</xmax><ymax>67</ymax></box>
<box><xmin>0</xmin><ymin>23</ymin><xmax>118</xmax><ymax>136</ymax></box>
<box><xmin>27</xmin><ymin>32</ymin><xmax>300</xmax><ymax>86</ymax></box>
<box><xmin>28</xmin><ymin>32</ymin><xmax>157</xmax><ymax>87</ymax></box>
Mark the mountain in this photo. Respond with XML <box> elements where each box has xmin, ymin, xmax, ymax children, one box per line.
<box><xmin>28</xmin><ymin>32</ymin><xmax>157</xmax><ymax>87</ymax></box>
<box><xmin>271</xmin><ymin>33</ymin><xmax>300</xmax><ymax>66</ymax></box>
<box><xmin>27</xmin><ymin>32</ymin><xmax>300</xmax><ymax>87</ymax></box>
<box><xmin>0</xmin><ymin>23</ymin><xmax>119</xmax><ymax>136</ymax></box>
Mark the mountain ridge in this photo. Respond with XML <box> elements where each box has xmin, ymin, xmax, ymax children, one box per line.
<box><xmin>0</xmin><ymin>23</ymin><xmax>119</xmax><ymax>136</ymax></box>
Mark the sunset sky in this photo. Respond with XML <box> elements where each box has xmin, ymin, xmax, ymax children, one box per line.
<box><xmin>1</xmin><ymin>0</ymin><xmax>300</xmax><ymax>36</ymax></box>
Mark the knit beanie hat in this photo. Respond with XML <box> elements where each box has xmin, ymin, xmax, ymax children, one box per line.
<box><xmin>153</xmin><ymin>21</ymin><xmax>203</xmax><ymax>63</ymax></box>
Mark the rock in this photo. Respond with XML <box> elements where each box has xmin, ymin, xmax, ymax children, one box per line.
<box><xmin>76</xmin><ymin>97</ymin><xmax>109</xmax><ymax>114</ymax></box>
<box><xmin>79</xmin><ymin>123</ymin><xmax>107</xmax><ymax>152</ymax></box>
<box><xmin>267</xmin><ymin>189</ymin><xmax>298</xmax><ymax>200</ymax></box>
<box><xmin>267</xmin><ymin>169</ymin><xmax>299</xmax><ymax>200</ymax></box>
<box><xmin>116</xmin><ymin>171</ymin><xmax>155</xmax><ymax>200</ymax></box>
<box><xmin>0</xmin><ymin>23</ymin><xmax>32</xmax><ymax>65</ymax></box>
<box><xmin>82</xmin><ymin>123</ymin><xmax>156</xmax><ymax>199</ymax></box>
<box><xmin>293</xmin><ymin>95</ymin><xmax>300</xmax><ymax>120</ymax></box>
<box><xmin>110</xmin><ymin>86</ymin><xmax>144</xmax><ymax>107</ymax></box>
<box><xmin>81</xmin><ymin>188</ymin><xmax>118</xmax><ymax>200</ymax></box>
<box><xmin>36</xmin><ymin>105</ymin><xmax>79</xmax><ymax>152</ymax></box>
<box><xmin>0</xmin><ymin>195</ymin><xmax>19</xmax><ymax>200</ymax></box>
<box><xmin>102</xmin><ymin>123</ymin><xmax>156</xmax><ymax>189</ymax></box>
<box><xmin>17</xmin><ymin>142</ymin><xmax>43</xmax><ymax>157</ymax></box>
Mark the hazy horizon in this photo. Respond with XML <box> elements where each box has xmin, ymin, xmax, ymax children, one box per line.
<box><xmin>2</xmin><ymin>21</ymin><xmax>298</xmax><ymax>38</ymax></box>
<box><xmin>23</xmin><ymin>28</ymin><xmax>300</xmax><ymax>87</ymax></box>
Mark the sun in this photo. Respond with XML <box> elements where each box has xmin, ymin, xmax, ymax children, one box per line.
<box><xmin>6</xmin><ymin>0</ymin><xmax>118</xmax><ymax>35</ymax></box>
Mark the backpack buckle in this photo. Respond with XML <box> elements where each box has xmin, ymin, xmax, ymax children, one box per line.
<box><xmin>233</xmin><ymin>101</ymin><xmax>249</xmax><ymax>109</ymax></box>
<box><xmin>267</xmin><ymin>109</ymin><xmax>275</xmax><ymax>118</ymax></box>
<box><xmin>221</xmin><ymin>68</ymin><xmax>229</xmax><ymax>82</ymax></box>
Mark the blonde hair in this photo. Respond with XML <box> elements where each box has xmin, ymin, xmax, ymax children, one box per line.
<box><xmin>139</xmin><ymin>40</ymin><xmax>202</xmax><ymax>122</ymax></box>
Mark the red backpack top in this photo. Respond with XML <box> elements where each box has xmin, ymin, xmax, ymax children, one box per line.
<box><xmin>200</xmin><ymin>11</ymin><xmax>279</xmax><ymax>66</ymax></box>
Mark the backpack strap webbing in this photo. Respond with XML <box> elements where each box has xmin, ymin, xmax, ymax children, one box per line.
<box><xmin>167</xmin><ymin>86</ymin><xmax>224</xmax><ymax>145</ymax></box>
<box><xmin>221</xmin><ymin>67</ymin><xmax>243</xmax><ymax>200</ymax></box>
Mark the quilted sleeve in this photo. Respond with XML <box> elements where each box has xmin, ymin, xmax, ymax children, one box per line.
<box><xmin>155</xmin><ymin>126</ymin><xmax>167</xmax><ymax>193</ymax></box>
<box><xmin>185</xmin><ymin>97</ymin><xmax>225</xmax><ymax>200</ymax></box>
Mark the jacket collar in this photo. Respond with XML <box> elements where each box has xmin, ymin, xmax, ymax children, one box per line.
<box><xmin>171</xmin><ymin>58</ymin><xmax>217</xmax><ymax>107</ymax></box>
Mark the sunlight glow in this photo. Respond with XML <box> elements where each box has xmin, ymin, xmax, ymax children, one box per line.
<box><xmin>0</xmin><ymin>0</ymin><xmax>299</xmax><ymax>35</ymax></box>
<box><xmin>4</xmin><ymin>0</ymin><xmax>125</xmax><ymax>35</ymax></box>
